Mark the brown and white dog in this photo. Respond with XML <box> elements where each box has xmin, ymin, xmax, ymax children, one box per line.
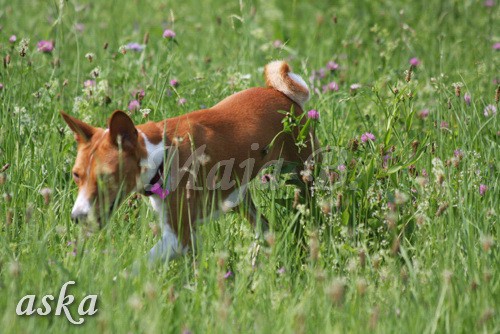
<box><xmin>61</xmin><ymin>60</ymin><xmax>316</xmax><ymax>263</ymax></box>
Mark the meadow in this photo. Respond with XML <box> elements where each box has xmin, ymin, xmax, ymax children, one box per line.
<box><xmin>0</xmin><ymin>0</ymin><xmax>498</xmax><ymax>333</ymax></box>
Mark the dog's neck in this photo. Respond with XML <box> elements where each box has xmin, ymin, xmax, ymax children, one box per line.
<box><xmin>138</xmin><ymin>131</ymin><xmax>166</xmax><ymax>195</ymax></box>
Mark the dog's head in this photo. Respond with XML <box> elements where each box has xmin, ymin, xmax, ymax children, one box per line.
<box><xmin>61</xmin><ymin>110</ymin><xmax>146</xmax><ymax>223</ymax></box>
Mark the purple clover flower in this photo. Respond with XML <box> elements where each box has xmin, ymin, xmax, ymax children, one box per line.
<box><xmin>337</xmin><ymin>164</ymin><xmax>346</xmax><ymax>172</ymax></box>
<box><xmin>170</xmin><ymin>79</ymin><xmax>179</xmax><ymax>87</ymax></box>
<box><xmin>75</xmin><ymin>23</ymin><xmax>85</xmax><ymax>33</ymax></box>
<box><xmin>322</xmin><ymin>81</ymin><xmax>339</xmax><ymax>93</ymax></box>
<box><xmin>360</xmin><ymin>132</ymin><xmax>375</xmax><ymax>143</ymax></box>
<box><xmin>326</xmin><ymin>61</ymin><xmax>339</xmax><ymax>71</ymax></box>
<box><xmin>261</xmin><ymin>174</ymin><xmax>273</xmax><ymax>184</ymax></box>
<box><xmin>9</xmin><ymin>35</ymin><xmax>16</xmax><ymax>43</ymax></box>
<box><xmin>178</xmin><ymin>98</ymin><xmax>187</xmax><ymax>105</ymax></box>
<box><xmin>409</xmin><ymin>57</ymin><xmax>421</xmax><ymax>67</ymax></box>
<box><xmin>273</xmin><ymin>40</ymin><xmax>283</xmax><ymax>48</ymax></box>
<box><xmin>163</xmin><ymin>29</ymin><xmax>176</xmax><ymax>38</ymax></box>
<box><xmin>484</xmin><ymin>0</ymin><xmax>495</xmax><ymax>7</ymax></box>
<box><xmin>483</xmin><ymin>104</ymin><xmax>497</xmax><ymax>117</ymax></box>
<box><xmin>418</xmin><ymin>109</ymin><xmax>430</xmax><ymax>119</ymax></box>
<box><xmin>133</xmin><ymin>89</ymin><xmax>145</xmax><ymax>100</ymax></box>
<box><xmin>350</xmin><ymin>83</ymin><xmax>361</xmax><ymax>91</ymax></box>
<box><xmin>464</xmin><ymin>93</ymin><xmax>471</xmax><ymax>106</ymax></box>
<box><xmin>307</xmin><ymin>109</ymin><xmax>320</xmax><ymax>119</ymax></box>
<box><xmin>84</xmin><ymin>80</ymin><xmax>95</xmax><ymax>88</ymax></box>
<box><xmin>479</xmin><ymin>184</ymin><xmax>487</xmax><ymax>196</ymax></box>
<box><xmin>125</xmin><ymin>42</ymin><xmax>145</xmax><ymax>52</ymax></box>
<box><xmin>382</xmin><ymin>154</ymin><xmax>391</xmax><ymax>168</ymax></box>
<box><xmin>37</xmin><ymin>40</ymin><xmax>54</xmax><ymax>53</ymax></box>
<box><xmin>493</xmin><ymin>43</ymin><xmax>500</xmax><ymax>50</ymax></box>
<box><xmin>128</xmin><ymin>100</ymin><xmax>140</xmax><ymax>111</ymax></box>
<box><xmin>311</xmin><ymin>68</ymin><xmax>327</xmax><ymax>81</ymax></box>
<box><xmin>224</xmin><ymin>271</ymin><xmax>233</xmax><ymax>279</ymax></box>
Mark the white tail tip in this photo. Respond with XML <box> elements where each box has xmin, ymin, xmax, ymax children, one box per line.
<box><xmin>264</xmin><ymin>61</ymin><xmax>309</xmax><ymax>107</ymax></box>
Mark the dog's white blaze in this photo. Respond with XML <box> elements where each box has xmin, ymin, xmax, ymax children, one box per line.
<box><xmin>138</xmin><ymin>132</ymin><xmax>165</xmax><ymax>190</ymax></box>
<box><xmin>71</xmin><ymin>188</ymin><xmax>91</xmax><ymax>218</ymax></box>
<box><xmin>137</xmin><ymin>132</ymin><xmax>183</xmax><ymax>263</ymax></box>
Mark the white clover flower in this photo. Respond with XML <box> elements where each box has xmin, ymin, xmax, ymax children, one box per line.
<box><xmin>90</xmin><ymin>67</ymin><xmax>101</xmax><ymax>78</ymax></box>
<box><xmin>85</xmin><ymin>52</ymin><xmax>95</xmax><ymax>62</ymax></box>
<box><xmin>140</xmin><ymin>108</ymin><xmax>151</xmax><ymax>118</ymax></box>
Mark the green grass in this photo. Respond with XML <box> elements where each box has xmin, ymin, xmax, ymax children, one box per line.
<box><xmin>0</xmin><ymin>0</ymin><xmax>498</xmax><ymax>333</ymax></box>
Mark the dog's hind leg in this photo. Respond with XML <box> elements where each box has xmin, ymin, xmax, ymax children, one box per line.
<box><xmin>235</xmin><ymin>191</ymin><xmax>269</xmax><ymax>269</ymax></box>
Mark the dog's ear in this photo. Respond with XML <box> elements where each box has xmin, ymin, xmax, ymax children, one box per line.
<box><xmin>108</xmin><ymin>110</ymin><xmax>138</xmax><ymax>149</ymax></box>
<box><xmin>60</xmin><ymin>111</ymin><xmax>96</xmax><ymax>143</ymax></box>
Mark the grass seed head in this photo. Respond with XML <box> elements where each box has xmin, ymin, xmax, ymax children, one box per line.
<box><xmin>436</xmin><ymin>202</ymin><xmax>449</xmax><ymax>217</ymax></box>
<box><xmin>452</xmin><ymin>82</ymin><xmax>463</xmax><ymax>97</ymax></box>
<box><xmin>144</xmin><ymin>282</ymin><xmax>157</xmax><ymax>300</ymax></box>
<box><xmin>4</xmin><ymin>54</ymin><xmax>10</xmax><ymax>68</ymax></box>
<box><xmin>293</xmin><ymin>188</ymin><xmax>301</xmax><ymax>209</ymax></box>
<box><xmin>480</xmin><ymin>235</ymin><xmax>493</xmax><ymax>252</ymax></box>
<box><xmin>8</xmin><ymin>261</ymin><xmax>20</xmax><ymax>277</ymax></box>
<box><xmin>442</xmin><ymin>269</ymin><xmax>453</xmax><ymax>284</ymax></box>
<box><xmin>336</xmin><ymin>193</ymin><xmax>343</xmax><ymax>209</ymax></box>
<box><xmin>478</xmin><ymin>308</ymin><xmax>494</xmax><ymax>327</ymax></box>
<box><xmin>326</xmin><ymin>278</ymin><xmax>346</xmax><ymax>306</ymax></box>
<box><xmin>39</xmin><ymin>187</ymin><xmax>52</xmax><ymax>205</ymax></box>
<box><xmin>25</xmin><ymin>204</ymin><xmax>33</xmax><ymax>223</ymax></box>
<box><xmin>3</xmin><ymin>192</ymin><xmax>12</xmax><ymax>202</ymax></box>
<box><xmin>264</xmin><ymin>231</ymin><xmax>275</xmax><ymax>247</ymax></box>
<box><xmin>369</xmin><ymin>306</ymin><xmax>380</xmax><ymax>330</ymax></box>
<box><xmin>309</xmin><ymin>231</ymin><xmax>319</xmax><ymax>261</ymax></box>
<box><xmin>6</xmin><ymin>209</ymin><xmax>14</xmax><ymax>226</ymax></box>
<box><xmin>372</xmin><ymin>254</ymin><xmax>381</xmax><ymax>269</ymax></box>
<box><xmin>358</xmin><ymin>249</ymin><xmax>366</xmax><ymax>268</ymax></box>
<box><xmin>127</xmin><ymin>294</ymin><xmax>143</xmax><ymax>311</ymax></box>
<box><xmin>356</xmin><ymin>278</ymin><xmax>368</xmax><ymax>296</ymax></box>
<box><xmin>483</xmin><ymin>270</ymin><xmax>492</xmax><ymax>283</ymax></box>
<box><xmin>320</xmin><ymin>200</ymin><xmax>331</xmax><ymax>215</ymax></box>
<box><xmin>391</xmin><ymin>237</ymin><xmax>400</xmax><ymax>255</ymax></box>
<box><xmin>405</xmin><ymin>66</ymin><xmax>413</xmax><ymax>82</ymax></box>
<box><xmin>400</xmin><ymin>268</ymin><xmax>409</xmax><ymax>283</ymax></box>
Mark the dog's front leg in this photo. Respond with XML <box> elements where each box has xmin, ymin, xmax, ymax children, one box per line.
<box><xmin>148</xmin><ymin>196</ymin><xmax>183</xmax><ymax>264</ymax></box>
<box><xmin>148</xmin><ymin>224</ymin><xmax>182</xmax><ymax>263</ymax></box>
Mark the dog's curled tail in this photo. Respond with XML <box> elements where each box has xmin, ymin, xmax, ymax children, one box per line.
<box><xmin>264</xmin><ymin>60</ymin><xmax>310</xmax><ymax>108</ymax></box>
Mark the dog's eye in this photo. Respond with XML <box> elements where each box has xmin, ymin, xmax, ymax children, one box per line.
<box><xmin>72</xmin><ymin>172</ymin><xmax>80</xmax><ymax>183</ymax></box>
